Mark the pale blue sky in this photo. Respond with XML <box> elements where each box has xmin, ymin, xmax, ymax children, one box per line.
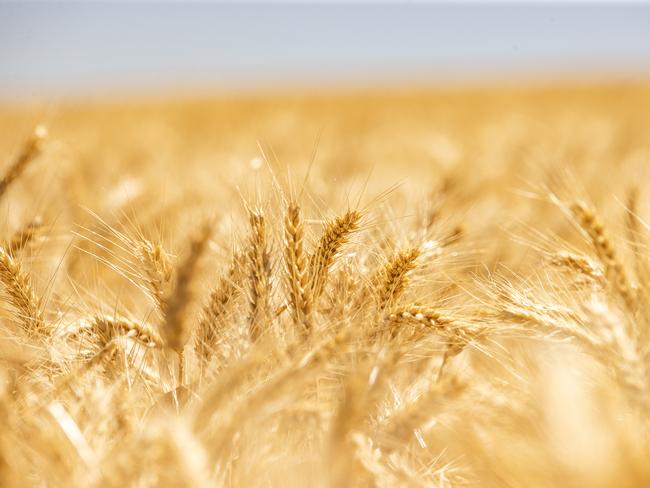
<box><xmin>1</xmin><ymin>2</ymin><xmax>650</xmax><ymax>98</ymax></box>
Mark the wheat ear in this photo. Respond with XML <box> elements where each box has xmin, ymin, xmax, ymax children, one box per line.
<box><xmin>161</xmin><ymin>223</ymin><xmax>212</xmax><ymax>383</ymax></box>
<box><xmin>138</xmin><ymin>239</ymin><xmax>174</xmax><ymax>312</ymax></box>
<box><xmin>309</xmin><ymin>210</ymin><xmax>361</xmax><ymax>302</ymax></box>
<box><xmin>0</xmin><ymin>125</ymin><xmax>47</xmax><ymax>200</ymax></box>
<box><xmin>284</xmin><ymin>203</ymin><xmax>312</xmax><ymax>337</ymax></box>
<box><xmin>247</xmin><ymin>210</ymin><xmax>271</xmax><ymax>342</ymax></box>
<box><xmin>389</xmin><ymin>305</ymin><xmax>482</xmax><ymax>379</ymax></box>
<box><xmin>0</xmin><ymin>246</ymin><xmax>45</xmax><ymax>336</ymax></box>
<box><xmin>571</xmin><ymin>201</ymin><xmax>636</xmax><ymax>312</ymax></box>
<box><xmin>91</xmin><ymin>315</ymin><xmax>163</xmax><ymax>349</ymax></box>
<box><xmin>388</xmin><ymin>306</ymin><xmax>454</xmax><ymax>332</ymax></box>
<box><xmin>376</xmin><ymin>247</ymin><xmax>420</xmax><ymax>312</ymax></box>
<box><xmin>549</xmin><ymin>251</ymin><xmax>604</xmax><ymax>282</ymax></box>
<box><xmin>195</xmin><ymin>251</ymin><xmax>244</xmax><ymax>363</ymax></box>
<box><xmin>5</xmin><ymin>216</ymin><xmax>43</xmax><ymax>256</ymax></box>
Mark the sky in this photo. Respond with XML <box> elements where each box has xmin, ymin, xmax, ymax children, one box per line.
<box><xmin>1</xmin><ymin>2</ymin><xmax>650</xmax><ymax>99</ymax></box>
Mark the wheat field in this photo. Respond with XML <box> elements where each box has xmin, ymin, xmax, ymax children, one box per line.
<box><xmin>1</xmin><ymin>83</ymin><xmax>650</xmax><ymax>487</ymax></box>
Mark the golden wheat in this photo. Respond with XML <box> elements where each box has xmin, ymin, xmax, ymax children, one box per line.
<box><xmin>1</xmin><ymin>84</ymin><xmax>649</xmax><ymax>487</ymax></box>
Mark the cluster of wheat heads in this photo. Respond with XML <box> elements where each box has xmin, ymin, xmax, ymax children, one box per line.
<box><xmin>1</xmin><ymin>105</ymin><xmax>650</xmax><ymax>488</ymax></box>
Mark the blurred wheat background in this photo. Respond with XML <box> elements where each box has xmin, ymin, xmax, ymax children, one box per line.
<box><xmin>2</xmin><ymin>3</ymin><xmax>650</xmax><ymax>487</ymax></box>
